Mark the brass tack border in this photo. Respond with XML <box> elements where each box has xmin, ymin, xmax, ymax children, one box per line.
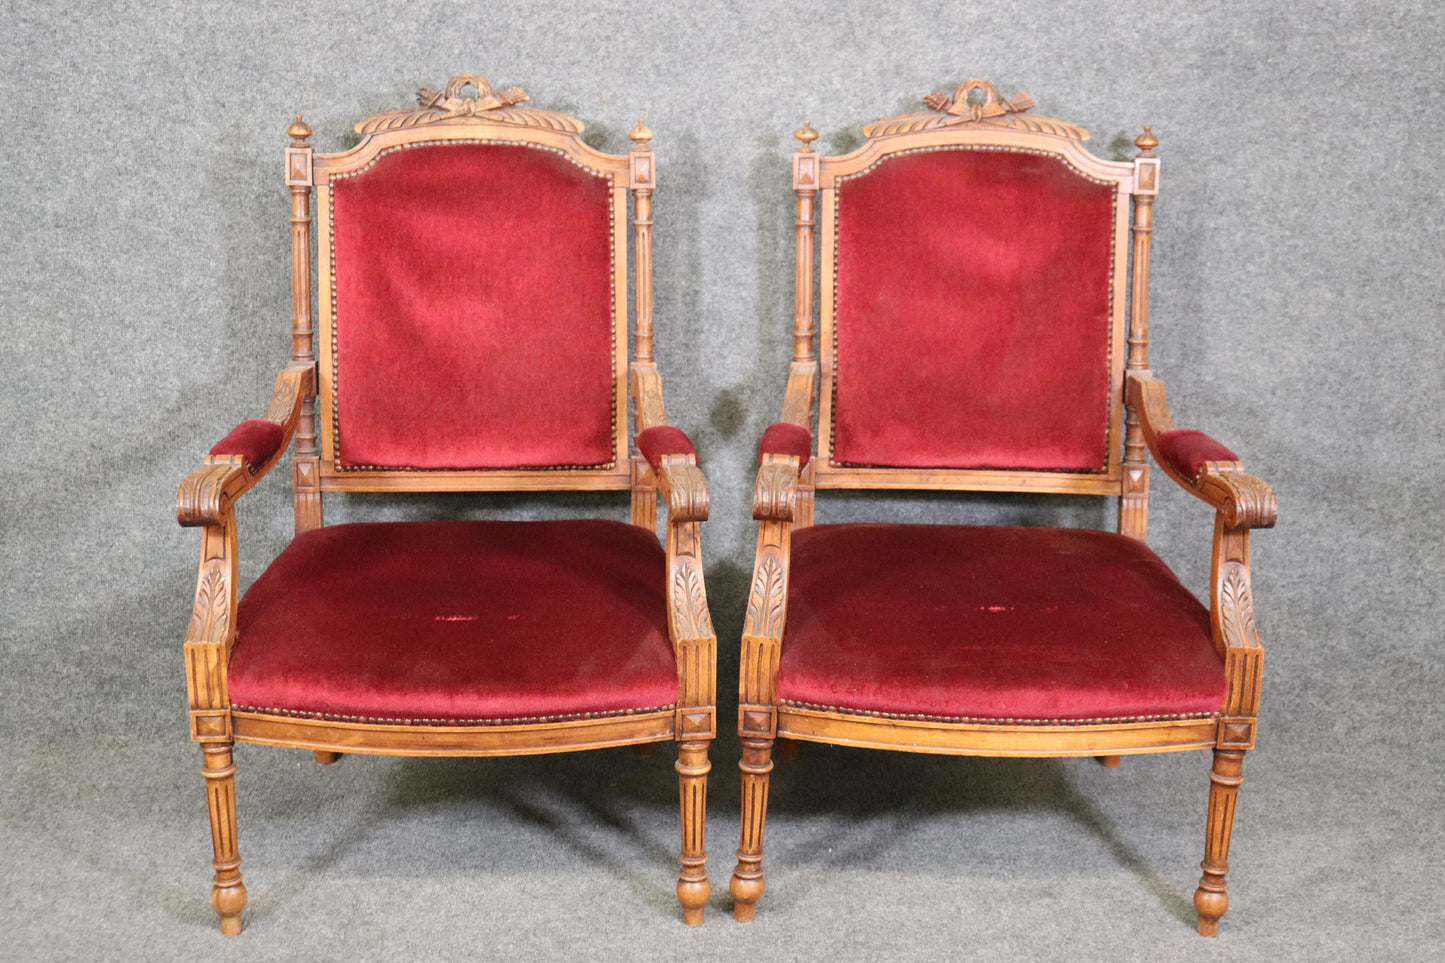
<box><xmin>780</xmin><ymin>699</ymin><xmax>1219</xmax><ymax>727</ymax></box>
<box><xmin>232</xmin><ymin>703</ymin><xmax>676</xmax><ymax>727</ymax></box>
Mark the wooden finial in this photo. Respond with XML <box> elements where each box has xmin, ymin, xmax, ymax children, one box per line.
<box><xmin>630</xmin><ymin>118</ymin><xmax>653</xmax><ymax>149</ymax></box>
<box><xmin>795</xmin><ymin>120</ymin><xmax>819</xmax><ymax>149</ymax></box>
<box><xmin>1135</xmin><ymin>125</ymin><xmax>1158</xmax><ymax>156</ymax></box>
<box><xmin>287</xmin><ymin>114</ymin><xmax>312</xmax><ymax>144</ymax></box>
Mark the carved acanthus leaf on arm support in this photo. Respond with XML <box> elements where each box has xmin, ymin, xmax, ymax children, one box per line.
<box><xmin>177</xmin><ymin>361</ymin><xmax>313</xmax><ymax>744</ymax></box>
<box><xmin>1126</xmin><ymin>370</ymin><xmax>1276</xmax><ymax>747</ymax></box>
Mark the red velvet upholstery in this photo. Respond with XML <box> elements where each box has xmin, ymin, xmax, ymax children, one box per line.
<box><xmin>330</xmin><ymin>143</ymin><xmax>616</xmax><ymax>470</ymax></box>
<box><xmin>228</xmin><ymin>520</ymin><xmax>678</xmax><ymax>723</ymax></box>
<box><xmin>1157</xmin><ymin>429</ymin><xmax>1239</xmax><ymax>480</ymax></box>
<box><xmin>777</xmin><ymin>524</ymin><xmax>1225</xmax><ymax>722</ymax></box>
<box><xmin>210</xmin><ymin>419</ymin><xmax>284</xmax><ymax>470</ymax></box>
<box><xmin>759</xmin><ymin>422</ymin><xmax>812</xmax><ymax>467</ymax></box>
<box><xmin>832</xmin><ymin>149</ymin><xmax>1117</xmax><ymax>471</ymax></box>
<box><xmin>637</xmin><ymin>425</ymin><xmax>696</xmax><ymax>471</ymax></box>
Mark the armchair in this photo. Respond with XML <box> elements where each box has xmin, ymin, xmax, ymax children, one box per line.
<box><xmin>177</xmin><ymin>75</ymin><xmax>716</xmax><ymax>933</ymax></box>
<box><xmin>730</xmin><ymin>81</ymin><xmax>1277</xmax><ymax>936</ymax></box>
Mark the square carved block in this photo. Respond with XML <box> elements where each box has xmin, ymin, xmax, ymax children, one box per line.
<box><xmin>677</xmin><ymin>708</ymin><xmax>715</xmax><ymax>740</ymax></box>
<box><xmin>1217</xmin><ymin>716</ymin><xmax>1256</xmax><ymax>750</ymax></box>
<box><xmin>1134</xmin><ymin>156</ymin><xmax>1160</xmax><ymax>196</ymax></box>
<box><xmin>794</xmin><ymin>153</ymin><xmax>818</xmax><ymax>190</ymax></box>
<box><xmin>630</xmin><ymin>151</ymin><xmax>655</xmax><ymax>189</ymax></box>
<box><xmin>738</xmin><ymin>706</ymin><xmax>777</xmax><ymax>739</ymax></box>
<box><xmin>190</xmin><ymin>710</ymin><xmax>232</xmax><ymax>743</ymax></box>
<box><xmin>285</xmin><ymin>147</ymin><xmax>313</xmax><ymax>187</ymax></box>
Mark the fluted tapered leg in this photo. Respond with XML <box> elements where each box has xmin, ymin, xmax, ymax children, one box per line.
<box><xmin>201</xmin><ymin>743</ymin><xmax>247</xmax><ymax>935</ymax></box>
<box><xmin>313</xmin><ymin>750</ymin><xmax>341</xmax><ymax>765</ymax></box>
<box><xmin>1194</xmin><ymin>749</ymin><xmax>1246</xmax><ymax>936</ymax></box>
<box><xmin>730</xmin><ymin>734</ymin><xmax>774</xmax><ymax>921</ymax></box>
<box><xmin>676</xmin><ymin>740</ymin><xmax>711</xmax><ymax>925</ymax></box>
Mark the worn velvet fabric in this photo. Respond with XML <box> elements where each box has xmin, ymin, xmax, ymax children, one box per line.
<box><xmin>759</xmin><ymin>422</ymin><xmax>812</xmax><ymax>467</ymax></box>
<box><xmin>329</xmin><ymin>143</ymin><xmax>616</xmax><ymax>470</ymax></box>
<box><xmin>227</xmin><ymin>520</ymin><xmax>678</xmax><ymax>722</ymax></box>
<box><xmin>1157</xmin><ymin>428</ymin><xmax>1239</xmax><ymax>480</ymax></box>
<box><xmin>776</xmin><ymin>524</ymin><xmax>1225</xmax><ymax>721</ymax></box>
<box><xmin>209</xmin><ymin>419</ymin><xmax>284</xmax><ymax>469</ymax></box>
<box><xmin>832</xmin><ymin>149</ymin><xmax>1117</xmax><ymax>471</ymax></box>
<box><xmin>636</xmin><ymin>425</ymin><xmax>696</xmax><ymax>471</ymax></box>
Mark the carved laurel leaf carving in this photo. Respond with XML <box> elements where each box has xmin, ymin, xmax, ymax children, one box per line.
<box><xmin>355</xmin><ymin>74</ymin><xmax>585</xmax><ymax>136</ymax></box>
<box><xmin>743</xmin><ymin>555</ymin><xmax>786</xmax><ymax>639</ymax></box>
<box><xmin>187</xmin><ymin>563</ymin><xmax>230</xmax><ymax>643</ymax></box>
<box><xmin>1219</xmin><ymin>562</ymin><xmax>1261</xmax><ymax>649</ymax></box>
<box><xmin>671</xmin><ymin>559</ymin><xmax>714</xmax><ymax>641</ymax></box>
<box><xmin>863</xmin><ymin>80</ymin><xmax>1087</xmax><ymax>140</ymax></box>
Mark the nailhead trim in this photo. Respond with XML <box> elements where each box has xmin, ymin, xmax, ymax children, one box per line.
<box><xmin>231</xmin><ymin>703</ymin><xmax>676</xmax><ymax>727</ymax></box>
<box><xmin>779</xmin><ymin>699</ymin><xmax>1218</xmax><ymax>727</ymax></box>
<box><xmin>827</xmin><ymin>144</ymin><xmax>1120</xmax><ymax>473</ymax></box>
<box><xmin>325</xmin><ymin>139</ymin><xmax>619</xmax><ymax>473</ymax></box>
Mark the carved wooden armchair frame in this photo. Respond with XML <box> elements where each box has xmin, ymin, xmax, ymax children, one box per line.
<box><xmin>177</xmin><ymin>75</ymin><xmax>716</xmax><ymax>932</ymax></box>
<box><xmin>730</xmin><ymin>80</ymin><xmax>1277</xmax><ymax>935</ymax></box>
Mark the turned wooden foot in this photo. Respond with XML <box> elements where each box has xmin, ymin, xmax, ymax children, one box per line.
<box><xmin>731</xmin><ymin>733</ymin><xmax>774</xmax><ymax>921</ymax></box>
<box><xmin>1096</xmin><ymin>754</ymin><xmax>1122</xmax><ymax>768</ymax></box>
<box><xmin>1194</xmin><ymin>748</ymin><xmax>1245</xmax><ymax>936</ymax></box>
<box><xmin>201</xmin><ymin>743</ymin><xmax>247</xmax><ymax>935</ymax></box>
<box><xmin>676</xmin><ymin>740</ymin><xmax>711</xmax><ymax>925</ymax></box>
<box><xmin>313</xmin><ymin>750</ymin><xmax>342</xmax><ymax>764</ymax></box>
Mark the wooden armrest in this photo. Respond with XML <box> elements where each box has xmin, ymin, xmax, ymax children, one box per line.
<box><xmin>753</xmin><ymin>454</ymin><xmax>801</xmax><ymax>522</ymax></box>
<box><xmin>1127</xmin><ymin>371</ymin><xmax>1277</xmax><ymax>529</ymax></box>
<box><xmin>177</xmin><ymin>363</ymin><xmax>313</xmax><ymax>527</ymax></box>
<box><xmin>655</xmin><ymin>456</ymin><xmax>709</xmax><ymax>524</ymax></box>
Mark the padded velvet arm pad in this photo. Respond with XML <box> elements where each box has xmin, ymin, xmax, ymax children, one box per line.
<box><xmin>759</xmin><ymin>422</ymin><xmax>812</xmax><ymax>468</ymax></box>
<box><xmin>1155</xmin><ymin>429</ymin><xmax>1239</xmax><ymax>481</ymax></box>
<box><xmin>209</xmin><ymin>419</ymin><xmax>286</xmax><ymax>471</ymax></box>
<box><xmin>637</xmin><ymin>425</ymin><xmax>697</xmax><ymax>471</ymax></box>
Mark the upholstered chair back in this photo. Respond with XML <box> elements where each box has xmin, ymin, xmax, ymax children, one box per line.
<box><xmin>830</xmin><ymin>147</ymin><xmax>1118</xmax><ymax>472</ymax></box>
<box><xmin>324</xmin><ymin>141</ymin><xmax>620</xmax><ymax>472</ymax></box>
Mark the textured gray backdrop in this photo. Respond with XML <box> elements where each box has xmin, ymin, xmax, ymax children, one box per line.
<box><xmin>3</xmin><ymin>1</ymin><xmax>1443</xmax><ymax>959</ymax></box>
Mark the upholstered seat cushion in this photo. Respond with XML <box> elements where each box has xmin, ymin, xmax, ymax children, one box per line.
<box><xmin>777</xmin><ymin>524</ymin><xmax>1225</xmax><ymax>723</ymax></box>
<box><xmin>228</xmin><ymin>520</ymin><xmax>678</xmax><ymax>724</ymax></box>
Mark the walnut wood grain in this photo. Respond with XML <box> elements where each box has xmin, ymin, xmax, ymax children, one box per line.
<box><xmin>178</xmin><ymin>76</ymin><xmax>713</xmax><ymax>932</ymax></box>
<box><xmin>734</xmin><ymin>83</ymin><xmax>1276</xmax><ymax>936</ymax></box>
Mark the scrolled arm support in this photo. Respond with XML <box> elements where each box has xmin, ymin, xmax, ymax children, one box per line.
<box><xmin>656</xmin><ymin>456</ymin><xmax>709</xmax><ymax>524</ymax></box>
<box><xmin>177</xmin><ymin>362</ymin><xmax>314</xmax><ymax>527</ymax></box>
<box><xmin>753</xmin><ymin>456</ymin><xmax>801</xmax><ymax>522</ymax></box>
<box><xmin>1127</xmin><ymin>371</ymin><xmax>1277</xmax><ymax>529</ymax></box>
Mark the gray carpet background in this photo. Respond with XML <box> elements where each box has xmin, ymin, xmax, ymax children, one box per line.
<box><xmin>3</xmin><ymin>0</ymin><xmax>1443</xmax><ymax>959</ymax></box>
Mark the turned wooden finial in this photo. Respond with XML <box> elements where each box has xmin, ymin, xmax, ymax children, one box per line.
<box><xmin>287</xmin><ymin>114</ymin><xmax>312</xmax><ymax>145</ymax></box>
<box><xmin>795</xmin><ymin>120</ymin><xmax>819</xmax><ymax>149</ymax></box>
<box><xmin>630</xmin><ymin>118</ymin><xmax>653</xmax><ymax>149</ymax></box>
<box><xmin>1135</xmin><ymin>125</ymin><xmax>1158</xmax><ymax>156</ymax></box>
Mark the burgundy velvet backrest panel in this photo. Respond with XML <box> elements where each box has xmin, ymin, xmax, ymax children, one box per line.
<box><xmin>323</xmin><ymin>141</ymin><xmax>618</xmax><ymax>471</ymax></box>
<box><xmin>827</xmin><ymin>147</ymin><xmax>1120</xmax><ymax>473</ymax></box>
